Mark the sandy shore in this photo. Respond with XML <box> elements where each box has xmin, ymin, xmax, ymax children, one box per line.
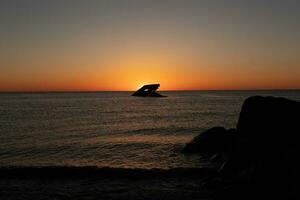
<box><xmin>0</xmin><ymin>167</ymin><xmax>215</xmax><ymax>200</ymax></box>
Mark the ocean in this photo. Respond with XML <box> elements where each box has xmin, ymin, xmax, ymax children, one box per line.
<box><xmin>1</xmin><ymin>90</ymin><xmax>300</xmax><ymax>169</ymax></box>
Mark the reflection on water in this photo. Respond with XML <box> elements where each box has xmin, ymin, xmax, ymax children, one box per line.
<box><xmin>0</xmin><ymin>91</ymin><xmax>299</xmax><ymax>169</ymax></box>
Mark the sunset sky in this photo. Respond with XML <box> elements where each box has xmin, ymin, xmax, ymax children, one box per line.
<box><xmin>0</xmin><ymin>0</ymin><xmax>299</xmax><ymax>91</ymax></box>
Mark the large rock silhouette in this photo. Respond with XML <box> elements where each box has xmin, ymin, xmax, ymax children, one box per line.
<box><xmin>221</xmin><ymin>96</ymin><xmax>300</xmax><ymax>199</ymax></box>
<box><xmin>237</xmin><ymin>96</ymin><xmax>299</xmax><ymax>147</ymax></box>
<box><xmin>182</xmin><ymin>127</ymin><xmax>236</xmax><ymax>154</ymax></box>
<box><xmin>183</xmin><ymin>96</ymin><xmax>300</xmax><ymax>199</ymax></box>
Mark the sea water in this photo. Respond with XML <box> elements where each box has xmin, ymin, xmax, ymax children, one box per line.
<box><xmin>1</xmin><ymin>90</ymin><xmax>300</xmax><ymax>169</ymax></box>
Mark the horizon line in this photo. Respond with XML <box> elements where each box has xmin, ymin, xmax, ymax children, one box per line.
<box><xmin>1</xmin><ymin>88</ymin><xmax>300</xmax><ymax>93</ymax></box>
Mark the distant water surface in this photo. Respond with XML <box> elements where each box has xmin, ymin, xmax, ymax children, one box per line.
<box><xmin>1</xmin><ymin>90</ymin><xmax>300</xmax><ymax>169</ymax></box>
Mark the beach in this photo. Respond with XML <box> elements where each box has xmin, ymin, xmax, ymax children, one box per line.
<box><xmin>0</xmin><ymin>167</ymin><xmax>215</xmax><ymax>200</ymax></box>
<box><xmin>1</xmin><ymin>91</ymin><xmax>300</xmax><ymax>199</ymax></box>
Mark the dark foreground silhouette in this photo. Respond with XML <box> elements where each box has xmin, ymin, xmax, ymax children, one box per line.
<box><xmin>1</xmin><ymin>96</ymin><xmax>299</xmax><ymax>199</ymax></box>
<box><xmin>0</xmin><ymin>167</ymin><xmax>215</xmax><ymax>200</ymax></box>
<box><xmin>183</xmin><ymin>96</ymin><xmax>300</xmax><ymax>199</ymax></box>
<box><xmin>132</xmin><ymin>84</ymin><xmax>166</xmax><ymax>97</ymax></box>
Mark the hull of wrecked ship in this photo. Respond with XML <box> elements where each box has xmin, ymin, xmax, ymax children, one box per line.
<box><xmin>132</xmin><ymin>84</ymin><xmax>167</xmax><ymax>97</ymax></box>
<box><xmin>132</xmin><ymin>92</ymin><xmax>166</xmax><ymax>97</ymax></box>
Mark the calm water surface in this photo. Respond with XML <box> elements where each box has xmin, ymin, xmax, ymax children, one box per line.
<box><xmin>1</xmin><ymin>91</ymin><xmax>300</xmax><ymax>169</ymax></box>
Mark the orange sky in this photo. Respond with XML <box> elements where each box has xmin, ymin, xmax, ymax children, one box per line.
<box><xmin>0</xmin><ymin>1</ymin><xmax>300</xmax><ymax>91</ymax></box>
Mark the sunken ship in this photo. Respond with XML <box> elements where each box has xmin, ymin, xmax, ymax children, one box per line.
<box><xmin>132</xmin><ymin>84</ymin><xmax>166</xmax><ymax>97</ymax></box>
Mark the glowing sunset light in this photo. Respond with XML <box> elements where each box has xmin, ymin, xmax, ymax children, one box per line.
<box><xmin>0</xmin><ymin>1</ymin><xmax>299</xmax><ymax>92</ymax></box>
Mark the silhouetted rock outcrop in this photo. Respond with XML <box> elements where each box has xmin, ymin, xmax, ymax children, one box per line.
<box><xmin>220</xmin><ymin>96</ymin><xmax>300</xmax><ymax>199</ymax></box>
<box><xmin>184</xmin><ymin>96</ymin><xmax>300</xmax><ymax>199</ymax></box>
<box><xmin>182</xmin><ymin>127</ymin><xmax>236</xmax><ymax>154</ymax></box>
<box><xmin>237</xmin><ymin>96</ymin><xmax>300</xmax><ymax>148</ymax></box>
<box><xmin>132</xmin><ymin>84</ymin><xmax>166</xmax><ymax>97</ymax></box>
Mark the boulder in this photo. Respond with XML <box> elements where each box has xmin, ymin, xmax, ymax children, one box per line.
<box><xmin>184</xmin><ymin>96</ymin><xmax>300</xmax><ymax>199</ymax></box>
<box><xmin>182</xmin><ymin>127</ymin><xmax>236</xmax><ymax>154</ymax></box>
<box><xmin>237</xmin><ymin>96</ymin><xmax>300</xmax><ymax>149</ymax></box>
<box><xmin>220</xmin><ymin>96</ymin><xmax>300</xmax><ymax>199</ymax></box>
<box><xmin>227</xmin><ymin>96</ymin><xmax>300</xmax><ymax>171</ymax></box>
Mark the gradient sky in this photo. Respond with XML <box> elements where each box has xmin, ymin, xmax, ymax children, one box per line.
<box><xmin>0</xmin><ymin>0</ymin><xmax>299</xmax><ymax>91</ymax></box>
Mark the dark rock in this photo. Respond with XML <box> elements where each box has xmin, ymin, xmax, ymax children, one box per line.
<box><xmin>184</xmin><ymin>96</ymin><xmax>300</xmax><ymax>199</ymax></box>
<box><xmin>237</xmin><ymin>96</ymin><xmax>300</xmax><ymax>148</ymax></box>
<box><xmin>220</xmin><ymin>96</ymin><xmax>300</xmax><ymax>199</ymax></box>
<box><xmin>182</xmin><ymin>127</ymin><xmax>236</xmax><ymax>154</ymax></box>
<box><xmin>228</xmin><ymin>96</ymin><xmax>300</xmax><ymax>170</ymax></box>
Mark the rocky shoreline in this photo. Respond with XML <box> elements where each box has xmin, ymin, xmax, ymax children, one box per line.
<box><xmin>183</xmin><ymin>96</ymin><xmax>300</xmax><ymax>199</ymax></box>
<box><xmin>1</xmin><ymin>95</ymin><xmax>299</xmax><ymax>199</ymax></box>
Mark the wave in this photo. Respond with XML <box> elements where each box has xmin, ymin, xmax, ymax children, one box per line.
<box><xmin>0</xmin><ymin>165</ymin><xmax>216</xmax><ymax>179</ymax></box>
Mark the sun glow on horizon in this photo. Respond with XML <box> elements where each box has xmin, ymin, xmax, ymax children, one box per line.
<box><xmin>0</xmin><ymin>1</ymin><xmax>300</xmax><ymax>92</ymax></box>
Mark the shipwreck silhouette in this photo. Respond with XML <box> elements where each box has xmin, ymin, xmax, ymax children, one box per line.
<box><xmin>132</xmin><ymin>84</ymin><xmax>166</xmax><ymax>97</ymax></box>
